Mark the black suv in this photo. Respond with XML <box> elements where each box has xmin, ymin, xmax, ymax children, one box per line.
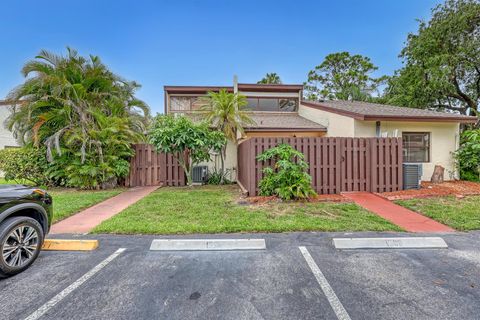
<box><xmin>0</xmin><ymin>185</ymin><xmax>52</xmax><ymax>277</ymax></box>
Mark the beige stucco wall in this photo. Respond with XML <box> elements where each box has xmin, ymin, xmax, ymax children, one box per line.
<box><xmin>0</xmin><ymin>106</ymin><xmax>19</xmax><ymax>149</ymax></box>
<box><xmin>352</xmin><ymin>120</ymin><xmax>459</xmax><ymax>180</ymax></box>
<box><xmin>198</xmin><ymin>140</ymin><xmax>238</xmax><ymax>182</ymax></box>
<box><xmin>298</xmin><ymin>104</ymin><xmax>355</xmax><ymax>136</ymax></box>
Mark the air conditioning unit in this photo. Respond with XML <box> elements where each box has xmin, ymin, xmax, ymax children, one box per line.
<box><xmin>192</xmin><ymin>166</ymin><xmax>208</xmax><ymax>184</ymax></box>
<box><xmin>403</xmin><ymin>163</ymin><xmax>423</xmax><ymax>190</ymax></box>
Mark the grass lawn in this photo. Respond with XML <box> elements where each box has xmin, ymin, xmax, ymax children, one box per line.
<box><xmin>396</xmin><ymin>196</ymin><xmax>480</xmax><ymax>231</ymax></box>
<box><xmin>0</xmin><ymin>177</ymin><xmax>124</xmax><ymax>223</ymax></box>
<box><xmin>0</xmin><ymin>177</ymin><xmax>31</xmax><ymax>185</ymax></box>
<box><xmin>93</xmin><ymin>185</ymin><xmax>401</xmax><ymax>234</ymax></box>
<box><xmin>49</xmin><ymin>189</ymin><xmax>124</xmax><ymax>223</ymax></box>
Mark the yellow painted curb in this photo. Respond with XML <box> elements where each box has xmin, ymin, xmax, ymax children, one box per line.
<box><xmin>42</xmin><ymin>239</ymin><xmax>99</xmax><ymax>251</ymax></box>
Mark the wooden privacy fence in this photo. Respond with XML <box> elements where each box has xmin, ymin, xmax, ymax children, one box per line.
<box><xmin>125</xmin><ymin>144</ymin><xmax>185</xmax><ymax>187</ymax></box>
<box><xmin>237</xmin><ymin>137</ymin><xmax>403</xmax><ymax>196</ymax></box>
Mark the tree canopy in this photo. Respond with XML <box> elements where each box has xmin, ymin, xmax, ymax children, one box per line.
<box><xmin>385</xmin><ymin>0</ymin><xmax>480</xmax><ymax>118</ymax></box>
<box><xmin>303</xmin><ymin>52</ymin><xmax>386</xmax><ymax>101</ymax></box>
<box><xmin>199</xmin><ymin>89</ymin><xmax>254</xmax><ymax>183</ymax></box>
<box><xmin>6</xmin><ymin>47</ymin><xmax>150</xmax><ymax>188</ymax></box>
<box><xmin>148</xmin><ymin>115</ymin><xmax>226</xmax><ymax>186</ymax></box>
<box><xmin>257</xmin><ymin>73</ymin><xmax>282</xmax><ymax>84</ymax></box>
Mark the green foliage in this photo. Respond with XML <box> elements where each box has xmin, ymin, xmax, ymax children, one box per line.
<box><xmin>149</xmin><ymin>115</ymin><xmax>226</xmax><ymax>186</ymax></box>
<box><xmin>385</xmin><ymin>0</ymin><xmax>480</xmax><ymax>118</ymax></box>
<box><xmin>199</xmin><ymin>89</ymin><xmax>253</xmax><ymax>141</ymax></box>
<box><xmin>454</xmin><ymin>129</ymin><xmax>480</xmax><ymax>181</ymax></box>
<box><xmin>0</xmin><ymin>147</ymin><xmax>49</xmax><ymax>185</ymax></box>
<box><xmin>199</xmin><ymin>89</ymin><xmax>254</xmax><ymax>184</ymax></box>
<box><xmin>257</xmin><ymin>144</ymin><xmax>316</xmax><ymax>200</ymax></box>
<box><xmin>6</xmin><ymin>47</ymin><xmax>150</xmax><ymax>188</ymax></box>
<box><xmin>304</xmin><ymin>51</ymin><xmax>387</xmax><ymax>101</ymax></box>
<box><xmin>257</xmin><ymin>73</ymin><xmax>282</xmax><ymax>84</ymax></box>
<box><xmin>207</xmin><ymin>168</ymin><xmax>232</xmax><ymax>185</ymax></box>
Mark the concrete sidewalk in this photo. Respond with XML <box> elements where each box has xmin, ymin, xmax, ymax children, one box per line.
<box><xmin>343</xmin><ymin>192</ymin><xmax>455</xmax><ymax>233</ymax></box>
<box><xmin>50</xmin><ymin>186</ymin><xmax>158</xmax><ymax>234</ymax></box>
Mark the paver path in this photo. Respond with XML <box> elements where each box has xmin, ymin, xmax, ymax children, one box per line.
<box><xmin>50</xmin><ymin>186</ymin><xmax>159</xmax><ymax>234</ymax></box>
<box><xmin>342</xmin><ymin>192</ymin><xmax>455</xmax><ymax>233</ymax></box>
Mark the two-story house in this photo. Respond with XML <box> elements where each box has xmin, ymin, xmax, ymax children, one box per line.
<box><xmin>164</xmin><ymin>80</ymin><xmax>477</xmax><ymax>182</ymax></box>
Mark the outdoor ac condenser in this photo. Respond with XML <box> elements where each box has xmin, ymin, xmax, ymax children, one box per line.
<box><xmin>192</xmin><ymin>166</ymin><xmax>208</xmax><ymax>184</ymax></box>
<box><xmin>403</xmin><ymin>163</ymin><xmax>423</xmax><ymax>190</ymax></box>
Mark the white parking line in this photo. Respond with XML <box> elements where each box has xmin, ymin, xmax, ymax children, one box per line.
<box><xmin>24</xmin><ymin>248</ymin><xmax>126</xmax><ymax>320</ymax></box>
<box><xmin>299</xmin><ymin>246</ymin><xmax>351</xmax><ymax>320</ymax></box>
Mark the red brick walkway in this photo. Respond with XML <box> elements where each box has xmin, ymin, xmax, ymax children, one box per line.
<box><xmin>50</xmin><ymin>186</ymin><xmax>159</xmax><ymax>234</ymax></box>
<box><xmin>342</xmin><ymin>192</ymin><xmax>455</xmax><ymax>233</ymax></box>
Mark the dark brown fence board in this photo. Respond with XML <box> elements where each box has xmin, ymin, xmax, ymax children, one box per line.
<box><xmin>237</xmin><ymin>137</ymin><xmax>403</xmax><ymax>196</ymax></box>
<box><xmin>125</xmin><ymin>144</ymin><xmax>186</xmax><ymax>187</ymax></box>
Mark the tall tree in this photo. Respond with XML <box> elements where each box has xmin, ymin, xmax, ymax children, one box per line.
<box><xmin>199</xmin><ymin>89</ymin><xmax>254</xmax><ymax>183</ymax></box>
<box><xmin>385</xmin><ymin>0</ymin><xmax>480</xmax><ymax>119</ymax></box>
<box><xmin>257</xmin><ymin>73</ymin><xmax>282</xmax><ymax>84</ymax></box>
<box><xmin>304</xmin><ymin>52</ymin><xmax>386</xmax><ymax>101</ymax></box>
<box><xmin>6</xmin><ymin>47</ymin><xmax>150</xmax><ymax>188</ymax></box>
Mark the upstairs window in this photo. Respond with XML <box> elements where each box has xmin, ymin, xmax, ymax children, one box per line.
<box><xmin>246</xmin><ymin>97</ymin><xmax>298</xmax><ymax>112</ymax></box>
<box><xmin>170</xmin><ymin>96</ymin><xmax>203</xmax><ymax>112</ymax></box>
<box><xmin>402</xmin><ymin>132</ymin><xmax>430</xmax><ymax>163</ymax></box>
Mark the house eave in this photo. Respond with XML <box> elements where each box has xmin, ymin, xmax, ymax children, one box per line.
<box><xmin>301</xmin><ymin>101</ymin><xmax>478</xmax><ymax>124</ymax></box>
<box><xmin>244</xmin><ymin>127</ymin><xmax>327</xmax><ymax>132</ymax></box>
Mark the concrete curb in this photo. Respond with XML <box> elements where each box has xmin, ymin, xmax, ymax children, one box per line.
<box><xmin>42</xmin><ymin>239</ymin><xmax>99</xmax><ymax>251</ymax></box>
<box><xmin>150</xmin><ymin>239</ymin><xmax>266</xmax><ymax>251</ymax></box>
<box><xmin>333</xmin><ymin>237</ymin><xmax>448</xmax><ymax>249</ymax></box>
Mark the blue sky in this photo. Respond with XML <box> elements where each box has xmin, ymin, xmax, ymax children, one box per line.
<box><xmin>0</xmin><ymin>0</ymin><xmax>442</xmax><ymax>114</ymax></box>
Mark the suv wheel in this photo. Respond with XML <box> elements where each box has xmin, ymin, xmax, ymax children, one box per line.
<box><xmin>0</xmin><ymin>217</ymin><xmax>44</xmax><ymax>277</ymax></box>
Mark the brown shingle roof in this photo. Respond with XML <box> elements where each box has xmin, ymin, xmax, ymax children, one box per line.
<box><xmin>185</xmin><ymin>112</ymin><xmax>326</xmax><ymax>131</ymax></box>
<box><xmin>244</xmin><ymin>113</ymin><xmax>326</xmax><ymax>131</ymax></box>
<box><xmin>302</xmin><ymin>100</ymin><xmax>477</xmax><ymax>123</ymax></box>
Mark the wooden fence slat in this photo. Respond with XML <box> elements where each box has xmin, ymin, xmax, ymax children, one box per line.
<box><xmin>128</xmin><ymin>138</ymin><xmax>403</xmax><ymax>194</ymax></box>
<box><xmin>126</xmin><ymin>144</ymin><xmax>185</xmax><ymax>187</ymax></box>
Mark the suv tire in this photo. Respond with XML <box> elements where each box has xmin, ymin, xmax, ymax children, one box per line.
<box><xmin>0</xmin><ymin>216</ymin><xmax>44</xmax><ymax>277</ymax></box>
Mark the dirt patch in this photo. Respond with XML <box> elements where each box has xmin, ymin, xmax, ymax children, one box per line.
<box><xmin>243</xmin><ymin>194</ymin><xmax>351</xmax><ymax>205</ymax></box>
<box><xmin>378</xmin><ymin>181</ymin><xmax>480</xmax><ymax>201</ymax></box>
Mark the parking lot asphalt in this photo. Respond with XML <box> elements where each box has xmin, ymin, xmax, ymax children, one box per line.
<box><xmin>1</xmin><ymin>231</ymin><xmax>479</xmax><ymax>320</ymax></box>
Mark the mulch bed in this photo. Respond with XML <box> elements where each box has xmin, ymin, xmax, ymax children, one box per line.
<box><xmin>240</xmin><ymin>181</ymin><xmax>480</xmax><ymax>204</ymax></box>
<box><xmin>378</xmin><ymin>181</ymin><xmax>480</xmax><ymax>201</ymax></box>
<box><xmin>244</xmin><ymin>194</ymin><xmax>351</xmax><ymax>205</ymax></box>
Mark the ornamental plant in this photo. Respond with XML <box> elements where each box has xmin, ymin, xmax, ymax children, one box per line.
<box><xmin>0</xmin><ymin>147</ymin><xmax>49</xmax><ymax>185</ymax></box>
<box><xmin>148</xmin><ymin>115</ymin><xmax>226</xmax><ymax>186</ymax></box>
<box><xmin>454</xmin><ymin>129</ymin><xmax>480</xmax><ymax>181</ymax></box>
<box><xmin>257</xmin><ymin>143</ymin><xmax>316</xmax><ymax>200</ymax></box>
<box><xmin>6</xmin><ymin>47</ymin><xmax>150</xmax><ymax>188</ymax></box>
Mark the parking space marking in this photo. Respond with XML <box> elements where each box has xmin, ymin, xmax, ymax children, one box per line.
<box><xmin>23</xmin><ymin>248</ymin><xmax>126</xmax><ymax>320</ymax></box>
<box><xmin>299</xmin><ymin>246</ymin><xmax>351</xmax><ymax>320</ymax></box>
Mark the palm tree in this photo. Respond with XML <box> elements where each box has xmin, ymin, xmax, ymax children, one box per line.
<box><xmin>257</xmin><ymin>73</ymin><xmax>282</xmax><ymax>84</ymax></box>
<box><xmin>200</xmin><ymin>89</ymin><xmax>254</xmax><ymax>183</ymax></box>
<box><xmin>6</xmin><ymin>47</ymin><xmax>150</xmax><ymax>188</ymax></box>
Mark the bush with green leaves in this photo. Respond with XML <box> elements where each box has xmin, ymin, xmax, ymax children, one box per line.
<box><xmin>0</xmin><ymin>147</ymin><xmax>49</xmax><ymax>185</ymax></box>
<box><xmin>257</xmin><ymin>143</ymin><xmax>316</xmax><ymax>200</ymax></box>
<box><xmin>6</xmin><ymin>48</ymin><xmax>150</xmax><ymax>189</ymax></box>
<box><xmin>149</xmin><ymin>115</ymin><xmax>226</xmax><ymax>186</ymax></box>
<box><xmin>454</xmin><ymin>129</ymin><xmax>480</xmax><ymax>182</ymax></box>
<box><xmin>207</xmin><ymin>168</ymin><xmax>232</xmax><ymax>185</ymax></box>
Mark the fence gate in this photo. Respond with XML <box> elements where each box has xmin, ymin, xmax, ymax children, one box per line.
<box><xmin>125</xmin><ymin>144</ymin><xmax>185</xmax><ymax>187</ymax></box>
<box><xmin>237</xmin><ymin>137</ymin><xmax>403</xmax><ymax>196</ymax></box>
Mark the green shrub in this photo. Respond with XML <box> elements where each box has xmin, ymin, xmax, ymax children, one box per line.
<box><xmin>454</xmin><ymin>129</ymin><xmax>480</xmax><ymax>182</ymax></box>
<box><xmin>256</xmin><ymin>143</ymin><xmax>316</xmax><ymax>200</ymax></box>
<box><xmin>0</xmin><ymin>147</ymin><xmax>49</xmax><ymax>185</ymax></box>
<box><xmin>207</xmin><ymin>168</ymin><xmax>232</xmax><ymax>185</ymax></box>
